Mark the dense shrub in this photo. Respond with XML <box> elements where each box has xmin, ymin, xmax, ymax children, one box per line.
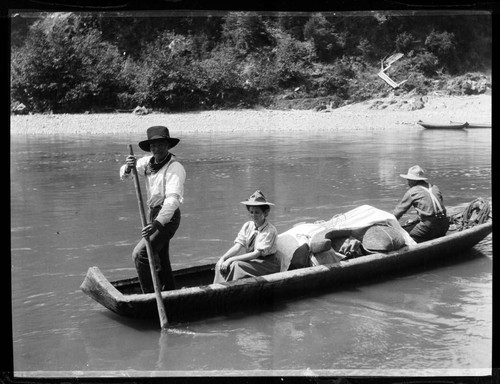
<box><xmin>132</xmin><ymin>32</ymin><xmax>206</xmax><ymax>110</ymax></box>
<box><xmin>303</xmin><ymin>13</ymin><xmax>343</xmax><ymax>62</ymax></box>
<box><xmin>395</xmin><ymin>32</ymin><xmax>415</xmax><ymax>54</ymax></box>
<box><xmin>11</xmin><ymin>13</ymin><xmax>126</xmax><ymax>112</ymax></box>
<box><xmin>310</xmin><ymin>63</ymin><xmax>352</xmax><ymax>99</ymax></box>
<box><xmin>238</xmin><ymin>51</ymin><xmax>279</xmax><ymax>95</ymax></box>
<box><xmin>117</xmin><ymin>57</ymin><xmax>150</xmax><ymax>108</ymax></box>
<box><xmin>424</xmin><ymin>30</ymin><xmax>458</xmax><ymax>73</ymax></box>
<box><xmin>198</xmin><ymin>44</ymin><xmax>247</xmax><ymax>107</ymax></box>
<box><xmin>356</xmin><ymin>38</ymin><xmax>376</xmax><ymax>61</ymax></box>
<box><xmin>409</xmin><ymin>51</ymin><xmax>440</xmax><ymax>77</ymax></box>
<box><xmin>402</xmin><ymin>73</ymin><xmax>435</xmax><ymax>95</ymax></box>
<box><xmin>269</xmin><ymin>29</ymin><xmax>315</xmax><ymax>87</ymax></box>
<box><xmin>221</xmin><ymin>12</ymin><xmax>273</xmax><ymax>56</ymax></box>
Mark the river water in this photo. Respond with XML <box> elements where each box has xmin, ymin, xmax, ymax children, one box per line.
<box><xmin>10</xmin><ymin>123</ymin><xmax>492</xmax><ymax>378</ymax></box>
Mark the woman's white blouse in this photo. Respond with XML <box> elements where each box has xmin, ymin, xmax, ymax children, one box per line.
<box><xmin>234</xmin><ymin>220</ymin><xmax>278</xmax><ymax>256</ymax></box>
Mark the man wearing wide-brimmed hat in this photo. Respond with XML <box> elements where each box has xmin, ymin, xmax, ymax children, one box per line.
<box><xmin>393</xmin><ymin>165</ymin><xmax>449</xmax><ymax>243</ymax></box>
<box><xmin>120</xmin><ymin>126</ymin><xmax>186</xmax><ymax>293</ymax></box>
<box><xmin>213</xmin><ymin>190</ymin><xmax>281</xmax><ymax>283</ymax></box>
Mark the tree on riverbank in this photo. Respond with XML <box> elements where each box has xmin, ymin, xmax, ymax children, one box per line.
<box><xmin>10</xmin><ymin>11</ymin><xmax>491</xmax><ymax>114</ymax></box>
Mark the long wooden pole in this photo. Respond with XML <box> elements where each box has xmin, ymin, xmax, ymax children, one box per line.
<box><xmin>128</xmin><ymin>144</ymin><xmax>169</xmax><ymax>329</ymax></box>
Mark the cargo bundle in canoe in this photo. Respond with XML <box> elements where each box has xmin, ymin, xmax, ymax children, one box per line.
<box><xmin>80</xmin><ymin>203</ymin><xmax>492</xmax><ymax>324</ymax></box>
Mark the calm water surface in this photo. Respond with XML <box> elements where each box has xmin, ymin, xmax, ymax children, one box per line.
<box><xmin>10</xmin><ymin>124</ymin><xmax>492</xmax><ymax>377</ymax></box>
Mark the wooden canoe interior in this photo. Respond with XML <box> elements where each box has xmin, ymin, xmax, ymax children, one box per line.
<box><xmin>111</xmin><ymin>263</ymin><xmax>217</xmax><ymax>295</ymax></box>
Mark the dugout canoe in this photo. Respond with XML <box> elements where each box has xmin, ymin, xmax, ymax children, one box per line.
<box><xmin>80</xmin><ymin>217</ymin><xmax>491</xmax><ymax>324</ymax></box>
<box><xmin>417</xmin><ymin>120</ymin><xmax>468</xmax><ymax>130</ymax></box>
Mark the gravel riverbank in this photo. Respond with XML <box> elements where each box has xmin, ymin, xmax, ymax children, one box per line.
<box><xmin>10</xmin><ymin>94</ymin><xmax>491</xmax><ymax>136</ymax></box>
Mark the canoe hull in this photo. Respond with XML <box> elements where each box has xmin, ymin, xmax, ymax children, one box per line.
<box><xmin>417</xmin><ymin>120</ymin><xmax>467</xmax><ymax>129</ymax></box>
<box><xmin>80</xmin><ymin>221</ymin><xmax>492</xmax><ymax>323</ymax></box>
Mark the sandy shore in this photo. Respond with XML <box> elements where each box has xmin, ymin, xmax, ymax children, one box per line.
<box><xmin>10</xmin><ymin>94</ymin><xmax>491</xmax><ymax>135</ymax></box>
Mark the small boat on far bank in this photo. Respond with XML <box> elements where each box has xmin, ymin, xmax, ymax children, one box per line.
<box><xmin>450</xmin><ymin>121</ymin><xmax>492</xmax><ymax>129</ymax></box>
<box><xmin>417</xmin><ymin>120</ymin><xmax>467</xmax><ymax>130</ymax></box>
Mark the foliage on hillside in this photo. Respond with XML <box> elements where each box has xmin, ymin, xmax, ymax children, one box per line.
<box><xmin>10</xmin><ymin>11</ymin><xmax>492</xmax><ymax>114</ymax></box>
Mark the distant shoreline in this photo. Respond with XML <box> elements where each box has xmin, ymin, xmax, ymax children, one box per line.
<box><xmin>10</xmin><ymin>94</ymin><xmax>491</xmax><ymax>136</ymax></box>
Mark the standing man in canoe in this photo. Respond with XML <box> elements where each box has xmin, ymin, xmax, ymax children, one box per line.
<box><xmin>393</xmin><ymin>165</ymin><xmax>449</xmax><ymax>243</ymax></box>
<box><xmin>120</xmin><ymin>126</ymin><xmax>186</xmax><ymax>293</ymax></box>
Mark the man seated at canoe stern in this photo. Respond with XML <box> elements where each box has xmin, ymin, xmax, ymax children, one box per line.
<box><xmin>393</xmin><ymin>165</ymin><xmax>449</xmax><ymax>243</ymax></box>
<box><xmin>213</xmin><ymin>190</ymin><xmax>281</xmax><ymax>283</ymax></box>
<box><xmin>120</xmin><ymin>126</ymin><xmax>186</xmax><ymax>293</ymax></box>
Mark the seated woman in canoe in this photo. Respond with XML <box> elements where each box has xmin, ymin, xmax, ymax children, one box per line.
<box><xmin>213</xmin><ymin>190</ymin><xmax>280</xmax><ymax>283</ymax></box>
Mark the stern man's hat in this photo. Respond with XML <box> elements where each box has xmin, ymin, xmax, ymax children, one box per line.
<box><xmin>399</xmin><ymin>165</ymin><xmax>428</xmax><ymax>181</ymax></box>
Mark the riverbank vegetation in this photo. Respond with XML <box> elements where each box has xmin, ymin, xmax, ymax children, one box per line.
<box><xmin>10</xmin><ymin>11</ymin><xmax>491</xmax><ymax>114</ymax></box>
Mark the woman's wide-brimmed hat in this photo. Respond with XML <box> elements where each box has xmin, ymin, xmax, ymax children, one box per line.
<box><xmin>399</xmin><ymin>165</ymin><xmax>428</xmax><ymax>181</ymax></box>
<box><xmin>241</xmin><ymin>190</ymin><xmax>275</xmax><ymax>206</ymax></box>
<box><xmin>138</xmin><ymin>126</ymin><xmax>180</xmax><ymax>152</ymax></box>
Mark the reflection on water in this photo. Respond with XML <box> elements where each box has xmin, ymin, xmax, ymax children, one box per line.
<box><xmin>10</xmin><ymin>126</ymin><xmax>491</xmax><ymax>376</ymax></box>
